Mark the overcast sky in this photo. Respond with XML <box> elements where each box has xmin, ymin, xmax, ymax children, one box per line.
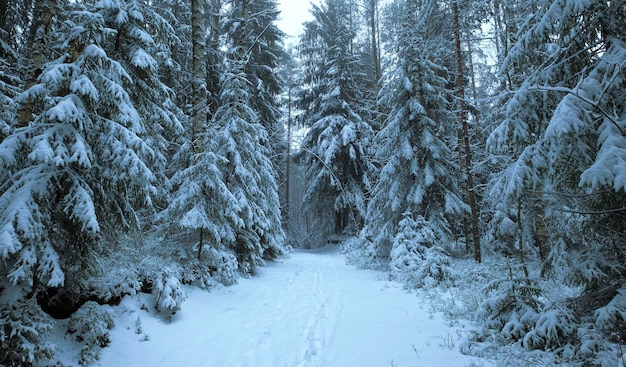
<box><xmin>276</xmin><ymin>0</ymin><xmax>320</xmax><ymax>44</ymax></box>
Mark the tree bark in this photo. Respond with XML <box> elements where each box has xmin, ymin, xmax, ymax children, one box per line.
<box><xmin>191</xmin><ymin>0</ymin><xmax>207</xmax><ymax>151</ymax></box>
<box><xmin>453</xmin><ymin>1</ymin><xmax>481</xmax><ymax>263</ymax></box>
<box><xmin>368</xmin><ymin>0</ymin><xmax>381</xmax><ymax>83</ymax></box>
<box><xmin>18</xmin><ymin>0</ymin><xmax>57</xmax><ymax>127</ymax></box>
<box><xmin>285</xmin><ymin>84</ymin><xmax>292</xmax><ymax>224</ymax></box>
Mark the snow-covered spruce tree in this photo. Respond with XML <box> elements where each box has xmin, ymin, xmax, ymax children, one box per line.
<box><xmin>483</xmin><ymin>0</ymin><xmax>560</xmax><ymax>263</ymax></box>
<box><xmin>481</xmin><ymin>1</ymin><xmax>626</xmax><ymax>363</ymax></box>
<box><xmin>357</xmin><ymin>0</ymin><xmax>466</xmax><ymax>278</ymax></box>
<box><xmin>390</xmin><ymin>214</ymin><xmax>457</xmax><ymax>289</ymax></box>
<box><xmin>0</xmin><ymin>298</ymin><xmax>55</xmax><ymax>367</ymax></box>
<box><xmin>225</xmin><ymin>0</ymin><xmax>286</xmax><ymax>159</ymax></box>
<box><xmin>67</xmin><ymin>301</ymin><xmax>114</xmax><ymax>366</ymax></box>
<box><xmin>163</xmin><ymin>125</ymin><xmax>241</xmax><ymax>286</ymax></box>
<box><xmin>0</xmin><ymin>0</ymin><xmax>22</xmax><ymax>123</ymax></box>
<box><xmin>0</xmin><ymin>37</ymin><xmax>19</xmax><ymax>141</ymax></box>
<box><xmin>297</xmin><ymin>0</ymin><xmax>375</xmax><ymax>239</ymax></box>
<box><xmin>96</xmin><ymin>0</ymin><xmax>183</xmax><ymax>205</ymax></box>
<box><xmin>161</xmin><ymin>0</ymin><xmax>240</xmax><ymax>287</ymax></box>
<box><xmin>0</xmin><ymin>0</ymin><xmax>156</xmax><ymax>313</ymax></box>
<box><xmin>213</xmin><ymin>55</ymin><xmax>285</xmax><ymax>274</ymax></box>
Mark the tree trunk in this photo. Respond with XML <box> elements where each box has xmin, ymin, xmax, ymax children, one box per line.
<box><xmin>368</xmin><ymin>0</ymin><xmax>381</xmax><ymax>83</ymax></box>
<box><xmin>206</xmin><ymin>0</ymin><xmax>222</xmax><ymax>119</ymax></box>
<box><xmin>285</xmin><ymin>84</ymin><xmax>292</xmax><ymax>225</ymax></box>
<box><xmin>453</xmin><ymin>1</ymin><xmax>481</xmax><ymax>263</ymax></box>
<box><xmin>18</xmin><ymin>0</ymin><xmax>57</xmax><ymax>127</ymax></box>
<box><xmin>191</xmin><ymin>0</ymin><xmax>207</xmax><ymax>151</ymax></box>
<box><xmin>198</xmin><ymin>228</ymin><xmax>204</xmax><ymax>259</ymax></box>
<box><xmin>517</xmin><ymin>198</ymin><xmax>530</xmax><ymax>281</ymax></box>
<box><xmin>0</xmin><ymin>0</ymin><xmax>9</xmax><ymax>34</ymax></box>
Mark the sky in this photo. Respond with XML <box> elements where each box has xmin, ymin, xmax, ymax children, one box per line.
<box><xmin>276</xmin><ymin>0</ymin><xmax>320</xmax><ymax>43</ymax></box>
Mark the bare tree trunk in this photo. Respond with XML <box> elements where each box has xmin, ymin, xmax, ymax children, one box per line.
<box><xmin>192</xmin><ymin>0</ymin><xmax>208</xmax><ymax>257</ymax></box>
<box><xmin>207</xmin><ymin>0</ymin><xmax>222</xmax><ymax>119</ymax></box>
<box><xmin>368</xmin><ymin>0</ymin><xmax>381</xmax><ymax>83</ymax></box>
<box><xmin>285</xmin><ymin>84</ymin><xmax>292</xmax><ymax>225</ymax></box>
<box><xmin>191</xmin><ymin>0</ymin><xmax>207</xmax><ymax>150</ymax></box>
<box><xmin>453</xmin><ymin>1</ymin><xmax>481</xmax><ymax>263</ymax></box>
<box><xmin>18</xmin><ymin>0</ymin><xmax>57</xmax><ymax>127</ymax></box>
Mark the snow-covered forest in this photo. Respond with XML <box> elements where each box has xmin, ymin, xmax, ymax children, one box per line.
<box><xmin>0</xmin><ymin>0</ymin><xmax>625</xmax><ymax>366</ymax></box>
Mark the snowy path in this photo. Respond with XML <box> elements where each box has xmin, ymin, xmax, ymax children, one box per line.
<box><xmin>98</xmin><ymin>247</ymin><xmax>480</xmax><ymax>367</ymax></box>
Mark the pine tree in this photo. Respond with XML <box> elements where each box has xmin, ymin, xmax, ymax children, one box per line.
<box><xmin>96</xmin><ymin>0</ymin><xmax>183</xmax><ymax>208</ymax></box>
<box><xmin>224</xmin><ymin>0</ymin><xmax>287</xmax><ymax>191</ymax></box>
<box><xmin>0</xmin><ymin>31</ymin><xmax>19</xmax><ymax>141</ymax></box>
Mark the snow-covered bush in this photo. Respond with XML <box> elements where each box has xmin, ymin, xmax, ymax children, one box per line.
<box><xmin>417</xmin><ymin>246</ymin><xmax>457</xmax><ymax>288</ymax></box>
<box><xmin>342</xmin><ymin>236</ymin><xmax>382</xmax><ymax>269</ymax></box>
<box><xmin>67</xmin><ymin>301</ymin><xmax>114</xmax><ymax>366</ymax></box>
<box><xmin>0</xmin><ymin>298</ymin><xmax>55</xmax><ymax>367</ymax></box>
<box><xmin>595</xmin><ymin>286</ymin><xmax>626</xmax><ymax>336</ymax></box>
<box><xmin>181</xmin><ymin>245</ymin><xmax>240</xmax><ymax>287</ymax></box>
<box><xmin>153</xmin><ymin>269</ymin><xmax>187</xmax><ymax>315</ymax></box>
<box><xmin>475</xmin><ymin>275</ymin><xmax>542</xmax><ymax>343</ymax></box>
<box><xmin>202</xmin><ymin>246</ymin><xmax>238</xmax><ymax>286</ymax></box>
<box><xmin>523</xmin><ymin>304</ymin><xmax>577</xmax><ymax>351</ymax></box>
<box><xmin>390</xmin><ymin>215</ymin><xmax>456</xmax><ymax>288</ymax></box>
<box><xmin>578</xmin><ymin>322</ymin><xmax>626</xmax><ymax>367</ymax></box>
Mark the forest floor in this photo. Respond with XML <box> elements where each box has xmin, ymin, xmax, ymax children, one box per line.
<box><xmin>92</xmin><ymin>245</ymin><xmax>486</xmax><ymax>367</ymax></box>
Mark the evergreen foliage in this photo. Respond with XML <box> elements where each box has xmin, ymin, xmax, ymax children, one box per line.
<box><xmin>479</xmin><ymin>0</ymin><xmax>626</xmax><ymax>363</ymax></box>
<box><xmin>359</xmin><ymin>0</ymin><xmax>465</xmax><ymax>262</ymax></box>
<box><xmin>0</xmin><ymin>0</ymin><xmax>624</xmax><ymax>365</ymax></box>
<box><xmin>0</xmin><ymin>298</ymin><xmax>55</xmax><ymax>367</ymax></box>
<box><xmin>213</xmin><ymin>57</ymin><xmax>285</xmax><ymax>273</ymax></box>
<box><xmin>0</xmin><ymin>0</ymin><xmax>287</xmax><ymax>362</ymax></box>
<box><xmin>297</xmin><ymin>0</ymin><xmax>375</xmax><ymax>237</ymax></box>
<box><xmin>67</xmin><ymin>301</ymin><xmax>115</xmax><ymax>366</ymax></box>
<box><xmin>390</xmin><ymin>214</ymin><xmax>457</xmax><ymax>288</ymax></box>
<box><xmin>1</xmin><ymin>2</ymin><xmax>157</xmax><ymax>299</ymax></box>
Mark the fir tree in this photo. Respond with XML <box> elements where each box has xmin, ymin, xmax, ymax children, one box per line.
<box><xmin>482</xmin><ymin>0</ymin><xmax>626</xmax><ymax>362</ymax></box>
<box><xmin>96</xmin><ymin>0</ymin><xmax>183</xmax><ymax>208</ymax></box>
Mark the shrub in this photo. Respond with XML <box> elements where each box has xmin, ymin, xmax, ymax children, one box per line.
<box><xmin>475</xmin><ymin>275</ymin><xmax>543</xmax><ymax>343</ymax></box>
<box><xmin>0</xmin><ymin>298</ymin><xmax>55</xmax><ymax>367</ymax></box>
<box><xmin>153</xmin><ymin>268</ymin><xmax>187</xmax><ymax>315</ymax></box>
<box><xmin>67</xmin><ymin>301</ymin><xmax>114</xmax><ymax>366</ymax></box>
<box><xmin>390</xmin><ymin>215</ymin><xmax>457</xmax><ymax>288</ymax></box>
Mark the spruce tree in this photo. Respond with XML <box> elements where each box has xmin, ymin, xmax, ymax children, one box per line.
<box><xmin>482</xmin><ymin>0</ymin><xmax>626</xmax><ymax>361</ymax></box>
<box><xmin>297</xmin><ymin>0</ymin><xmax>375</xmax><ymax>237</ymax></box>
<box><xmin>213</xmin><ymin>56</ymin><xmax>285</xmax><ymax>273</ymax></box>
<box><xmin>0</xmin><ymin>0</ymin><xmax>157</xmax><ymax>300</ymax></box>
<box><xmin>359</xmin><ymin>0</ymin><xmax>466</xmax><ymax>267</ymax></box>
<box><xmin>224</xmin><ymin>0</ymin><xmax>286</xmax><ymax>155</ymax></box>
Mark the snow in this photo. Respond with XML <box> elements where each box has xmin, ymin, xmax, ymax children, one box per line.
<box><xmin>97</xmin><ymin>247</ymin><xmax>480</xmax><ymax>367</ymax></box>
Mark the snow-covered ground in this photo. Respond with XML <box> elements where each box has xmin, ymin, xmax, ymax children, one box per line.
<box><xmin>97</xmin><ymin>246</ymin><xmax>484</xmax><ymax>367</ymax></box>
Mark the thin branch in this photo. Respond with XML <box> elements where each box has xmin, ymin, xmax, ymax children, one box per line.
<box><xmin>534</xmin><ymin>189</ymin><xmax>615</xmax><ymax>198</ymax></box>
<box><xmin>556</xmin><ymin>207</ymin><xmax>626</xmax><ymax>215</ymax></box>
